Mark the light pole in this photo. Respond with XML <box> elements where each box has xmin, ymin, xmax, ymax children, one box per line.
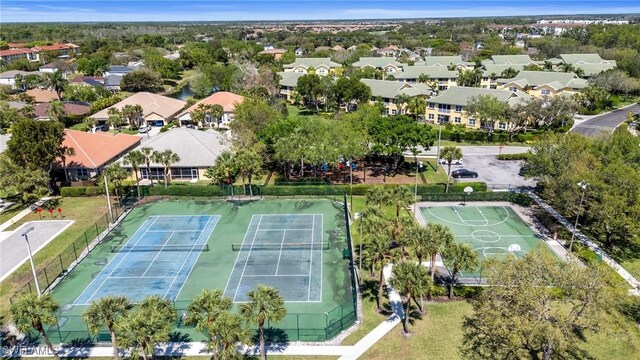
<box><xmin>348</xmin><ymin>160</ymin><xmax>353</xmax><ymax>214</ymax></box>
<box><xmin>569</xmin><ymin>181</ymin><xmax>588</xmax><ymax>254</ymax></box>
<box><xmin>103</xmin><ymin>165</ymin><xmax>113</xmax><ymax>223</ymax></box>
<box><xmin>435</xmin><ymin>123</ymin><xmax>443</xmax><ymax>173</ymax></box>
<box><xmin>22</xmin><ymin>226</ymin><xmax>41</xmax><ymax>296</ymax></box>
<box><xmin>355</xmin><ymin>212</ymin><xmax>363</xmax><ymax>272</ymax></box>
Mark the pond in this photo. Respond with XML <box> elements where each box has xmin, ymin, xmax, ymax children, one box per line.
<box><xmin>171</xmin><ymin>83</ymin><xmax>195</xmax><ymax>100</ymax></box>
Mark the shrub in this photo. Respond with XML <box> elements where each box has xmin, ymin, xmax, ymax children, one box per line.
<box><xmin>496</xmin><ymin>153</ymin><xmax>530</xmax><ymax>160</ymax></box>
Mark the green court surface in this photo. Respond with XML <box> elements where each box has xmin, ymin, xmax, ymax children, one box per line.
<box><xmin>46</xmin><ymin>199</ymin><xmax>356</xmax><ymax>343</ymax></box>
<box><xmin>420</xmin><ymin>205</ymin><xmax>552</xmax><ymax>280</ymax></box>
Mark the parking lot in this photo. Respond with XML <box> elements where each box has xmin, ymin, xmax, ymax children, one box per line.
<box><xmin>444</xmin><ymin>155</ymin><xmax>536</xmax><ymax>189</ymax></box>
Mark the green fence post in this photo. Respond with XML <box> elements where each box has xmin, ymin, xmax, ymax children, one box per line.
<box><xmin>43</xmin><ymin>268</ymin><xmax>50</xmax><ymax>288</ymax></box>
<box><xmin>72</xmin><ymin>243</ymin><xmax>78</xmax><ymax>261</ymax></box>
<box><xmin>59</xmin><ymin>254</ymin><xmax>64</xmax><ymax>272</ymax></box>
<box><xmin>297</xmin><ymin>315</ymin><xmax>300</xmax><ymax>341</ymax></box>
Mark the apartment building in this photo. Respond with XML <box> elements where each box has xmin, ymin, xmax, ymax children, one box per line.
<box><xmin>282</xmin><ymin>58</ymin><xmax>342</xmax><ymax>76</ymax></box>
<box><xmin>495</xmin><ymin>71</ymin><xmax>587</xmax><ymax>98</ymax></box>
<box><xmin>360</xmin><ymin>78</ymin><xmax>433</xmax><ymax>116</ymax></box>
<box><xmin>393</xmin><ymin>66</ymin><xmax>458</xmax><ymax>90</ymax></box>
<box><xmin>426</xmin><ymin>87</ymin><xmax>531</xmax><ymax>130</ymax></box>
<box><xmin>351</xmin><ymin>57</ymin><xmax>406</xmax><ymax>74</ymax></box>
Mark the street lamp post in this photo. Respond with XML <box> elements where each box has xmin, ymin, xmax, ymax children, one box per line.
<box><xmin>103</xmin><ymin>166</ymin><xmax>113</xmax><ymax>223</ymax></box>
<box><xmin>22</xmin><ymin>226</ymin><xmax>41</xmax><ymax>296</ymax></box>
<box><xmin>435</xmin><ymin>123</ymin><xmax>443</xmax><ymax>173</ymax></box>
<box><xmin>569</xmin><ymin>181</ymin><xmax>588</xmax><ymax>254</ymax></box>
<box><xmin>355</xmin><ymin>212</ymin><xmax>363</xmax><ymax>272</ymax></box>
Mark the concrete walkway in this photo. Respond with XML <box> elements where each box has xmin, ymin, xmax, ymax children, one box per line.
<box><xmin>0</xmin><ymin>197</ymin><xmax>52</xmax><ymax>232</ymax></box>
<box><xmin>527</xmin><ymin>191</ymin><xmax>640</xmax><ymax>296</ymax></box>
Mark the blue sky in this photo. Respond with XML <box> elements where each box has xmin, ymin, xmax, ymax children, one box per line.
<box><xmin>2</xmin><ymin>1</ymin><xmax>639</xmax><ymax>23</ymax></box>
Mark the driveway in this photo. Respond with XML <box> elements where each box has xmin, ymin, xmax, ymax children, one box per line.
<box><xmin>444</xmin><ymin>156</ymin><xmax>535</xmax><ymax>190</ymax></box>
<box><xmin>571</xmin><ymin>103</ymin><xmax>639</xmax><ymax>137</ymax></box>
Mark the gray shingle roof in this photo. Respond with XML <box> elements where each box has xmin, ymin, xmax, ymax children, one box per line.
<box><xmin>496</xmin><ymin>71</ymin><xmax>588</xmax><ymax>90</ymax></box>
<box><xmin>352</xmin><ymin>57</ymin><xmax>406</xmax><ymax>69</ymax></box>
<box><xmin>129</xmin><ymin>128</ymin><xmax>230</xmax><ymax>168</ymax></box>
<box><xmin>427</xmin><ymin>86</ymin><xmax>531</xmax><ymax>106</ymax></box>
<box><xmin>559</xmin><ymin>53</ymin><xmax>611</xmax><ymax>64</ymax></box>
<box><xmin>394</xmin><ymin>66</ymin><xmax>458</xmax><ymax>80</ymax></box>
<box><xmin>573</xmin><ymin>63</ymin><xmax>617</xmax><ymax>76</ymax></box>
<box><xmin>488</xmin><ymin>55</ymin><xmax>535</xmax><ymax>65</ymax></box>
<box><xmin>482</xmin><ymin>64</ymin><xmax>526</xmax><ymax>76</ymax></box>
<box><xmin>282</xmin><ymin>58</ymin><xmax>342</xmax><ymax>70</ymax></box>
<box><xmin>360</xmin><ymin>79</ymin><xmax>432</xmax><ymax>99</ymax></box>
<box><xmin>0</xmin><ymin>70</ymin><xmax>42</xmax><ymax>79</ymax></box>
<box><xmin>420</xmin><ymin>56</ymin><xmax>466</xmax><ymax>66</ymax></box>
<box><xmin>278</xmin><ymin>72</ymin><xmax>305</xmax><ymax>87</ymax></box>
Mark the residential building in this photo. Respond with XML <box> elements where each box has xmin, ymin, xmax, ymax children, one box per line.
<box><xmin>278</xmin><ymin>72</ymin><xmax>305</xmax><ymax>102</ymax></box>
<box><xmin>31</xmin><ymin>43</ymin><xmax>80</xmax><ymax>57</ymax></box>
<box><xmin>177</xmin><ymin>91</ymin><xmax>245</xmax><ymax>127</ymax></box>
<box><xmin>426</xmin><ymin>87</ymin><xmax>531</xmax><ymax>129</ymax></box>
<box><xmin>38</xmin><ymin>61</ymin><xmax>76</xmax><ymax>76</ymax></box>
<box><xmin>258</xmin><ymin>48</ymin><xmax>287</xmax><ymax>60</ymax></box>
<box><xmin>360</xmin><ymin>78</ymin><xmax>433</xmax><ymax>116</ymax></box>
<box><xmin>393</xmin><ymin>66</ymin><xmax>458</xmax><ymax>90</ymax></box>
<box><xmin>122</xmin><ymin>128</ymin><xmax>230</xmax><ymax>181</ymax></box>
<box><xmin>103</xmin><ymin>65</ymin><xmax>140</xmax><ymax>77</ymax></box>
<box><xmin>294</xmin><ymin>48</ymin><xmax>305</xmax><ymax>56</ymax></box>
<box><xmin>485</xmin><ymin>54</ymin><xmax>538</xmax><ymax>66</ymax></box>
<box><xmin>25</xmin><ymin>88</ymin><xmax>59</xmax><ymax>103</ymax></box>
<box><xmin>32</xmin><ymin>102</ymin><xmax>91</xmax><ymax>121</ymax></box>
<box><xmin>282</xmin><ymin>58</ymin><xmax>342</xmax><ymax>75</ymax></box>
<box><xmin>104</xmin><ymin>74</ymin><xmax>124</xmax><ymax>91</ymax></box>
<box><xmin>0</xmin><ymin>70</ymin><xmax>42</xmax><ymax>89</ymax></box>
<box><xmin>375</xmin><ymin>46</ymin><xmax>399</xmax><ymax>57</ymax></box>
<box><xmin>91</xmin><ymin>92</ymin><xmax>186</xmax><ymax>127</ymax></box>
<box><xmin>417</xmin><ymin>55</ymin><xmax>472</xmax><ymax>69</ymax></box>
<box><xmin>557</xmin><ymin>53</ymin><xmax>617</xmax><ymax>78</ymax></box>
<box><xmin>53</xmin><ymin>129</ymin><xmax>141</xmax><ymax>182</ymax></box>
<box><xmin>0</xmin><ymin>48</ymin><xmax>39</xmax><ymax>64</ymax></box>
<box><xmin>496</xmin><ymin>71</ymin><xmax>588</xmax><ymax>97</ymax></box>
<box><xmin>351</xmin><ymin>57</ymin><xmax>406</xmax><ymax>74</ymax></box>
<box><xmin>69</xmin><ymin>76</ymin><xmax>105</xmax><ymax>87</ymax></box>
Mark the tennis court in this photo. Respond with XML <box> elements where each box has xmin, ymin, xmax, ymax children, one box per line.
<box><xmin>420</xmin><ymin>204</ymin><xmax>550</xmax><ymax>278</ymax></box>
<box><xmin>74</xmin><ymin>215</ymin><xmax>218</xmax><ymax>304</ymax></box>
<box><xmin>224</xmin><ymin>214</ymin><xmax>324</xmax><ymax>302</ymax></box>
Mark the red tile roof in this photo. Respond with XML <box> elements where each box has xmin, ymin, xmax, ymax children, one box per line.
<box><xmin>57</xmin><ymin>129</ymin><xmax>141</xmax><ymax>169</ymax></box>
<box><xmin>31</xmin><ymin>43</ymin><xmax>78</xmax><ymax>52</ymax></box>
<box><xmin>8</xmin><ymin>43</ymin><xmax>27</xmax><ymax>49</ymax></box>
<box><xmin>0</xmin><ymin>48</ymin><xmax>35</xmax><ymax>57</ymax></box>
<box><xmin>33</xmin><ymin>102</ymin><xmax>90</xmax><ymax>118</ymax></box>
<box><xmin>183</xmin><ymin>91</ymin><xmax>245</xmax><ymax>114</ymax></box>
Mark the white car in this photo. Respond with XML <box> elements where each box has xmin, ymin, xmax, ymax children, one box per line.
<box><xmin>439</xmin><ymin>158</ymin><xmax>463</xmax><ymax>165</ymax></box>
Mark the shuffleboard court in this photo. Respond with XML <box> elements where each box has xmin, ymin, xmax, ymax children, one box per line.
<box><xmin>420</xmin><ymin>205</ymin><xmax>550</xmax><ymax>278</ymax></box>
<box><xmin>0</xmin><ymin>220</ymin><xmax>74</xmax><ymax>282</ymax></box>
<box><xmin>73</xmin><ymin>215</ymin><xmax>218</xmax><ymax>304</ymax></box>
<box><xmin>224</xmin><ymin>214</ymin><xmax>324</xmax><ymax>302</ymax></box>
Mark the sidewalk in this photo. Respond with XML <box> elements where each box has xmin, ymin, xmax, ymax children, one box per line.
<box><xmin>527</xmin><ymin>191</ymin><xmax>640</xmax><ymax>295</ymax></box>
<box><xmin>0</xmin><ymin>197</ymin><xmax>52</xmax><ymax>232</ymax></box>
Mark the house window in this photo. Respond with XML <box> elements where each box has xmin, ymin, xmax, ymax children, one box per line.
<box><xmin>437</xmin><ymin>114</ymin><xmax>450</xmax><ymax>124</ymax></box>
<box><xmin>77</xmin><ymin>168</ymin><xmax>89</xmax><ymax>179</ymax></box>
<box><xmin>171</xmin><ymin>167</ymin><xmax>199</xmax><ymax>180</ymax></box>
<box><xmin>428</xmin><ymin>102</ymin><xmax>435</xmax><ymax>109</ymax></box>
<box><xmin>468</xmin><ymin>119</ymin><xmax>476</xmax><ymax>126</ymax></box>
<box><xmin>401</xmin><ymin>109</ymin><xmax>406</xmax><ymax>115</ymax></box>
<box><xmin>454</xmin><ymin>117</ymin><xmax>461</xmax><ymax>124</ymax></box>
<box><xmin>438</xmin><ymin>85</ymin><xmax>448</xmax><ymax>91</ymax></box>
<box><xmin>391</xmin><ymin>109</ymin><xmax>397</xmax><ymax>115</ymax></box>
<box><xmin>140</xmin><ymin>168</ymin><xmax>164</xmax><ymax>180</ymax></box>
<box><xmin>498</xmin><ymin>122</ymin><xmax>507</xmax><ymax>130</ymax></box>
<box><xmin>541</xmin><ymin>89</ymin><xmax>551</xmax><ymax>95</ymax></box>
<box><xmin>455</xmin><ymin>105</ymin><xmax>463</xmax><ymax>112</ymax></box>
<box><xmin>509</xmin><ymin>86</ymin><xmax>517</xmax><ymax>92</ymax></box>
<box><xmin>428</xmin><ymin>113</ymin><xmax>435</xmax><ymax>120</ymax></box>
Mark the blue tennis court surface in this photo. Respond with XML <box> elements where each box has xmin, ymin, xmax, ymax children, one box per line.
<box><xmin>74</xmin><ymin>215</ymin><xmax>219</xmax><ymax>304</ymax></box>
<box><xmin>224</xmin><ymin>214</ymin><xmax>323</xmax><ymax>303</ymax></box>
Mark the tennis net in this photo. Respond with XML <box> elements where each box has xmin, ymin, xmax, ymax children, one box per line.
<box><xmin>232</xmin><ymin>242</ymin><xmax>329</xmax><ymax>251</ymax></box>
<box><xmin>110</xmin><ymin>244</ymin><xmax>210</xmax><ymax>252</ymax></box>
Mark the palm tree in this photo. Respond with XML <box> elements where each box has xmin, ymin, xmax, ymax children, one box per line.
<box><xmin>10</xmin><ymin>293</ymin><xmax>61</xmax><ymax>359</ymax></box>
<box><xmin>139</xmin><ymin>147</ymin><xmax>155</xmax><ymax>186</ymax></box>
<box><xmin>500</xmin><ymin>67</ymin><xmax>519</xmax><ymax>79</ymax></box>
<box><xmin>107</xmin><ymin>107</ymin><xmax>123</xmax><ymax>134</ymax></box>
<box><xmin>407</xmin><ymin>96</ymin><xmax>426</xmax><ymax>120</ymax></box>
<box><xmin>121</xmin><ymin>104</ymin><xmax>143</xmax><ymax>128</ymax></box>
<box><xmin>117</xmin><ymin>296</ymin><xmax>176</xmax><ymax>360</ymax></box>
<box><xmin>366</xmin><ymin>232</ymin><xmax>397</xmax><ymax>311</ymax></box>
<box><xmin>424</xmin><ymin>223</ymin><xmax>454</xmax><ymax>281</ymax></box>
<box><xmin>57</xmin><ymin>145</ymin><xmax>75</xmax><ymax>183</ymax></box>
<box><xmin>122</xmin><ymin>150</ymin><xmax>145</xmax><ymax>198</ymax></box>
<box><xmin>388</xmin><ymin>186</ymin><xmax>413</xmax><ymax>219</ymax></box>
<box><xmin>234</xmin><ymin>147</ymin><xmax>263</xmax><ymax>196</ymax></box>
<box><xmin>395</xmin><ymin>93</ymin><xmax>411</xmax><ymax>116</ymax></box>
<box><xmin>210</xmin><ymin>104</ymin><xmax>224</xmax><ymax>128</ymax></box>
<box><xmin>42</xmin><ymin>71</ymin><xmax>68</xmax><ymax>100</ymax></box>
<box><xmin>82</xmin><ymin>296</ymin><xmax>132</xmax><ymax>360</ymax></box>
<box><xmin>390</xmin><ymin>261</ymin><xmax>431</xmax><ymax>334</ymax></box>
<box><xmin>365</xmin><ymin>186</ymin><xmax>390</xmax><ymax>208</ymax></box>
<box><xmin>204</xmin><ymin>151</ymin><xmax>237</xmax><ymax>185</ymax></box>
<box><xmin>442</xmin><ymin>243</ymin><xmax>478</xmax><ymax>299</ymax></box>
<box><xmin>409</xmin><ymin>224</ymin><xmax>431</xmax><ymax>264</ymax></box>
<box><xmin>240</xmin><ymin>285</ymin><xmax>287</xmax><ymax>360</ymax></box>
<box><xmin>152</xmin><ymin>149</ymin><xmax>180</xmax><ymax>188</ymax></box>
<box><xmin>359</xmin><ymin>204</ymin><xmax>387</xmax><ymax>272</ymax></box>
<box><xmin>105</xmin><ymin>163</ymin><xmax>129</xmax><ymax>201</ymax></box>
<box><xmin>559</xmin><ymin>63</ymin><xmax>576</xmax><ymax>73</ymax></box>
<box><xmin>185</xmin><ymin>289</ymin><xmax>245</xmax><ymax>360</ymax></box>
<box><xmin>47</xmin><ymin>100</ymin><xmax>66</xmax><ymax>121</ymax></box>
<box><xmin>440</xmin><ymin>146</ymin><xmax>463</xmax><ymax>193</ymax></box>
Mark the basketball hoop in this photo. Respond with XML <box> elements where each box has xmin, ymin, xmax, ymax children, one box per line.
<box><xmin>462</xmin><ymin>186</ymin><xmax>473</xmax><ymax>206</ymax></box>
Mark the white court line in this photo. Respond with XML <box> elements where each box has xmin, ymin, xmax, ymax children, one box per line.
<box><xmin>258</xmin><ymin>214</ymin><xmax>315</xmax><ymax>216</ymax></box>
<box><xmin>274</xmin><ymin>230</ymin><xmax>287</xmax><ymax>275</ymax></box>
<box><xmin>233</xmin><ymin>215</ymin><xmax>263</xmax><ymax>302</ymax></box>
<box><xmin>256</xmin><ymin>228</ymin><xmax>313</xmax><ymax>231</ymax></box>
<box><xmin>307</xmin><ymin>215</ymin><xmax>315</xmax><ymax>301</ymax></box>
<box><xmin>319</xmin><ymin>213</ymin><xmax>324</xmax><ymax>302</ymax></box>
<box><xmin>146</xmin><ymin>230</ymin><xmax>203</xmax><ymax>233</ymax></box>
<box><xmin>74</xmin><ymin>216</ymin><xmax>159</xmax><ymax>305</ymax></box>
<box><xmin>164</xmin><ymin>215</ymin><xmax>217</xmax><ymax>300</ymax></box>
<box><xmin>223</xmin><ymin>215</ymin><xmax>256</xmax><ymax>296</ymax></box>
<box><xmin>475</xmin><ymin>207</ymin><xmax>489</xmax><ymax>225</ymax></box>
<box><xmin>242</xmin><ymin>274</ymin><xmax>309</xmax><ymax>277</ymax></box>
<box><xmin>110</xmin><ymin>276</ymin><xmax>174</xmax><ymax>279</ymax></box>
<box><xmin>141</xmin><ymin>231</ymin><xmax>175</xmax><ymax>277</ymax></box>
<box><xmin>425</xmin><ymin>206</ymin><xmax>512</xmax><ymax>228</ymax></box>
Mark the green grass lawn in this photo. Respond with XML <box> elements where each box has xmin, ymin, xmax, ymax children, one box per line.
<box><xmin>0</xmin><ymin>196</ymin><xmax>109</xmax><ymax>319</ymax></box>
<box><xmin>621</xmin><ymin>258</ymin><xmax>640</xmax><ymax>280</ymax></box>
<box><xmin>0</xmin><ymin>202</ymin><xmax>25</xmax><ymax>225</ymax></box>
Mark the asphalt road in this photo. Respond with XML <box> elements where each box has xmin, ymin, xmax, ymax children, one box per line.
<box><xmin>571</xmin><ymin>103</ymin><xmax>640</xmax><ymax>137</ymax></box>
<box><xmin>445</xmin><ymin>155</ymin><xmax>536</xmax><ymax>190</ymax></box>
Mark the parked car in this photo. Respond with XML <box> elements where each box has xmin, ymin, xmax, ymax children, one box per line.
<box><xmin>91</xmin><ymin>125</ymin><xmax>108</xmax><ymax>133</ymax></box>
<box><xmin>451</xmin><ymin>169</ymin><xmax>478</xmax><ymax>178</ymax></box>
<box><xmin>138</xmin><ymin>125</ymin><xmax>151</xmax><ymax>133</ymax></box>
<box><xmin>439</xmin><ymin>158</ymin><xmax>463</xmax><ymax>165</ymax></box>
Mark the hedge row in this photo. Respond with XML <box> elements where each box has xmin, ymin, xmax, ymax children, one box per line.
<box><xmin>62</xmin><ymin>182</ymin><xmax>488</xmax><ymax>198</ymax></box>
<box><xmin>496</xmin><ymin>153</ymin><xmax>531</xmax><ymax>160</ymax></box>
